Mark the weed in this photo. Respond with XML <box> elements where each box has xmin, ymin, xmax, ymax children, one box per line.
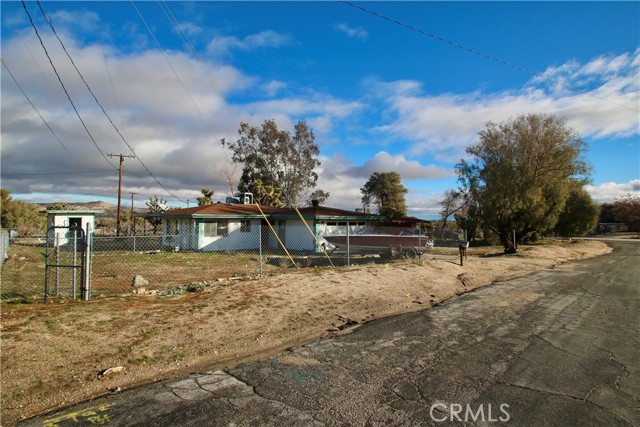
<box><xmin>43</xmin><ymin>319</ymin><xmax>57</xmax><ymax>332</ymax></box>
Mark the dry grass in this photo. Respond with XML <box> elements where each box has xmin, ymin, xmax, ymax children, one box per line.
<box><xmin>0</xmin><ymin>240</ymin><xmax>611</xmax><ymax>425</ymax></box>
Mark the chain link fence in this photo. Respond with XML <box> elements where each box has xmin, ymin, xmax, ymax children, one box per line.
<box><xmin>1</xmin><ymin>223</ymin><xmax>456</xmax><ymax>302</ymax></box>
<box><xmin>1</xmin><ymin>236</ymin><xmax>48</xmax><ymax>302</ymax></box>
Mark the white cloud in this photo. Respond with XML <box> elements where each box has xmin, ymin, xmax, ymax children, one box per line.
<box><xmin>263</xmin><ymin>80</ymin><xmax>287</xmax><ymax>97</ymax></box>
<box><xmin>585</xmin><ymin>180</ymin><xmax>640</xmax><ymax>204</ymax></box>
<box><xmin>345</xmin><ymin>152</ymin><xmax>453</xmax><ymax>180</ymax></box>
<box><xmin>374</xmin><ymin>50</ymin><xmax>640</xmax><ymax>162</ymax></box>
<box><xmin>0</xmin><ymin>25</ymin><xmax>360</xmax><ymax>205</ymax></box>
<box><xmin>207</xmin><ymin>30</ymin><xmax>292</xmax><ymax>56</ymax></box>
<box><xmin>312</xmin><ymin>153</ymin><xmax>453</xmax><ymax>214</ymax></box>
<box><xmin>334</xmin><ymin>22</ymin><xmax>368</xmax><ymax>41</ymax></box>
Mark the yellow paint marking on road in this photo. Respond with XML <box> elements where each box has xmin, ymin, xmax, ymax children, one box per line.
<box><xmin>43</xmin><ymin>403</ymin><xmax>114</xmax><ymax>426</ymax></box>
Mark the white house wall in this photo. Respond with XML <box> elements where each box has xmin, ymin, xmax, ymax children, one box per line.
<box><xmin>198</xmin><ymin>219</ymin><xmax>261</xmax><ymax>252</ymax></box>
<box><xmin>285</xmin><ymin>219</ymin><xmax>315</xmax><ymax>251</ymax></box>
<box><xmin>163</xmin><ymin>219</ymin><xmax>198</xmax><ymax>251</ymax></box>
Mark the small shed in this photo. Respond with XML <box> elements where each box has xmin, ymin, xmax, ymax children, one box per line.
<box><xmin>46</xmin><ymin>210</ymin><xmax>101</xmax><ymax>245</ymax></box>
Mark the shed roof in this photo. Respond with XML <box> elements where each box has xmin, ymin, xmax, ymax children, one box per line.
<box><xmin>46</xmin><ymin>210</ymin><xmax>103</xmax><ymax>215</ymax></box>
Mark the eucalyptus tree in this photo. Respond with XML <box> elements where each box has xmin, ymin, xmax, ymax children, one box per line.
<box><xmin>223</xmin><ymin>120</ymin><xmax>323</xmax><ymax>207</ymax></box>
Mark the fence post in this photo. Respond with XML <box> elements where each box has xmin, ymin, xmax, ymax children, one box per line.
<box><xmin>72</xmin><ymin>229</ymin><xmax>78</xmax><ymax>300</ymax></box>
<box><xmin>259</xmin><ymin>222</ymin><xmax>263</xmax><ymax>277</ymax></box>
<box><xmin>347</xmin><ymin>225</ymin><xmax>350</xmax><ymax>267</ymax></box>
<box><xmin>84</xmin><ymin>223</ymin><xmax>92</xmax><ymax>300</ymax></box>
<box><xmin>55</xmin><ymin>238</ymin><xmax>60</xmax><ymax>296</ymax></box>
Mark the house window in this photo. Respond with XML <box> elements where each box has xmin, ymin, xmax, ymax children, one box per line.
<box><xmin>217</xmin><ymin>220</ymin><xmax>228</xmax><ymax>236</ymax></box>
<box><xmin>203</xmin><ymin>220</ymin><xmax>228</xmax><ymax>237</ymax></box>
<box><xmin>240</xmin><ymin>220</ymin><xmax>251</xmax><ymax>233</ymax></box>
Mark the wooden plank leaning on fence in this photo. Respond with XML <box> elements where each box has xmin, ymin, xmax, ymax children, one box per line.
<box><xmin>255</xmin><ymin>204</ymin><xmax>298</xmax><ymax>268</ymax></box>
<box><xmin>294</xmin><ymin>207</ymin><xmax>335</xmax><ymax>268</ymax></box>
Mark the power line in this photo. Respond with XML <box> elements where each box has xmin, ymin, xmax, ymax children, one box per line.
<box><xmin>340</xmin><ymin>0</ymin><xmax>639</xmax><ymax>113</ymax></box>
<box><xmin>158</xmin><ymin>0</ymin><xmax>241</xmax><ymax>126</ymax></box>
<box><xmin>21</xmin><ymin>0</ymin><xmax>116</xmax><ymax>169</ymax></box>
<box><xmin>36</xmin><ymin>0</ymin><xmax>187</xmax><ymax>204</ymax></box>
<box><xmin>1</xmin><ymin>58</ymin><xmax>79</xmax><ymax>162</ymax></box>
<box><xmin>131</xmin><ymin>0</ymin><xmax>233</xmax><ymax>164</ymax></box>
<box><xmin>2</xmin><ymin>170</ymin><xmax>113</xmax><ymax>177</ymax></box>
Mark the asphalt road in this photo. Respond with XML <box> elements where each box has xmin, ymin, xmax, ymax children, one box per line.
<box><xmin>20</xmin><ymin>240</ymin><xmax>639</xmax><ymax>427</ymax></box>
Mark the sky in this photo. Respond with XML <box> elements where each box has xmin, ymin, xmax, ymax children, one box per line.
<box><xmin>1</xmin><ymin>1</ymin><xmax>639</xmax><ymax>218</ymax></box>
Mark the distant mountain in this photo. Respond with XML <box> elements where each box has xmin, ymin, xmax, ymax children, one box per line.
<box><xmin>37</xmin><ymin>201</ymin><xmax>147</xmax><ymax>216</ymax></box>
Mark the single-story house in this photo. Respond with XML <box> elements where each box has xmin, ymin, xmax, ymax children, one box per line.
<box><xmin>151</xmin><ymin>202</ymin><xmax>382</xmax><ymax>253</ymax></box>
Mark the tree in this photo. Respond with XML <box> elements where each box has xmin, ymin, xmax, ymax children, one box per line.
<box><xmin>612</xmin><ymin>194</ymin><xmax>640</xmax><ymax>231</ymax></box>
<box><xmin>46</xmin><ymin>203</ymin><xmax>69</xmax><ymax>211</ymax></box>
<box><xmin>146</xmin><ymin>195</ymin><xmax>168</xmax><ymax>234</ymax></box>
<box><xmin>554</xmin><ymin>186</ymin><xmax>600</xmax><ymax>237</ymax></box>
<box><xmin>253</xmin><ymin>179</ymin><xmax>284</xmax><ymax>208</ymax></box>
<box><xmin>223</xmin><ymin>119</ymin><xmax>324</xmax><ymax>207</ymax></box>
<box><xmin>1</xmin><ymin>189</ymin><xmax>46</xmax><ymax>236</ymax></box>
<box><xmin>197</xmin><ymin>188</ymin><xmax>214</xmax><ymax>206</ymax></box>
<box><xmin>361</xmin><ymin>172</ymin><xmax>408</xmax><ymax>220</ymax></box>
<box><xmin>306</xmin><ymin>189</ymin><xmax>330</xmax><ymax>206</ymax></box>
<box><xmin>598</xmin><ymin>203</ymin><xmax>617</xmax><ymax>223</ymax></box>
<box><xmin>453</xmin><ymin>198</ymin><xmax>484</xmax><ymax>242</ymax></box>
<box><xmin>438</xmin><ymin>190</ymin><xmax>464</xmax><ymax>232</ymax></box>
<box><xmin>456</xmin><ymin>113</ymin><xmax>590</xmax><ymax>249</ymax></box>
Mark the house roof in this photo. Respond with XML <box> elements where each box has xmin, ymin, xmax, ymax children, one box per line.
<box><xmin>273</xmin><ymin>205</ymin><xmax>383</xmax><ymax>221</ymax></box>
<box><xmin>152</xmin><ymin>203</ymin><xmax>382</xmax><ymax>221</ymax></box>
<box><xmin>153</xmin><ymin>203</ymin><xmax>278</xmax><ymax>219</ymax></box>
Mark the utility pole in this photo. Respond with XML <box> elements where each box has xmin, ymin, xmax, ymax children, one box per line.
<box><xmin>130</xmin><ymin>192</ymin><xmax>138</xmax><ymax>235</ymax></box>
<box><xmin>108</xmin><ymin>153</ymin><xmax>135</xmax><ymax>236</ymax></box>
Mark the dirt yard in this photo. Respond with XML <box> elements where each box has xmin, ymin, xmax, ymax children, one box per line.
<box><xmin>0</xmin><ymin>240</ymin><xmax>611</xmax><ymax>425</ymax></box>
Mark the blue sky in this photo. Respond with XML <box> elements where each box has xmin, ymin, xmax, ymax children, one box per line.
<box><xmin>1</xmin><ymin>1</ymin><xmax>638</xmax><ymax>217</ymax></box>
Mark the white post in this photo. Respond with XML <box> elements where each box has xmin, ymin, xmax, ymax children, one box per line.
<box><xmin>347</xmin><ymin>224</ymin><xmax>350</xmax><ymax>266</ymax></box>
<box><xmin>84</xmin><ymin>223</ymin><xmax>92</xmax><ymax>300</ymax></box>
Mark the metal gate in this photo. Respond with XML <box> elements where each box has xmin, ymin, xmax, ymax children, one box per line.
<box><xmin>44</xmin><ymin>225</ymin><xmax>89</xmax><ymax>302</ymax></box>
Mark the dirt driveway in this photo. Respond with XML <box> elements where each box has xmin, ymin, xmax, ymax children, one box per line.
<box><xmin>0</xmin><ymin>240</ymin><xmax>610</xmax><ymax>425</ymax></box>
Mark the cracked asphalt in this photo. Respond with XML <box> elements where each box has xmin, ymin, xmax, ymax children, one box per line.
<box><xmin>20</xmin><ymin>240</ymin><xmax>639</xmax><ymax>426</ymax></box>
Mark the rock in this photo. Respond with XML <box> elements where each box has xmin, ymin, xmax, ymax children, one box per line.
<box><xmin>132</xmin><ymin>275</ymin><xmax>149</xmax><ymax>288</ymax></box>
<box><xmin>132</xmin><ymin>275</ymin><xmax>149</xmax><ymax>294</ymax></box>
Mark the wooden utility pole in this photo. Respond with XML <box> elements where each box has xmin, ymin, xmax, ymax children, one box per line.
<box><xmin>130</xmin><ymin>192</ymin><xmax>138</xmax><ymax>235</ymax></box>
<box><xmin>108</xmin><ymin>153</ymin><xmax>135</xmax><ymax>236</ymax></box>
